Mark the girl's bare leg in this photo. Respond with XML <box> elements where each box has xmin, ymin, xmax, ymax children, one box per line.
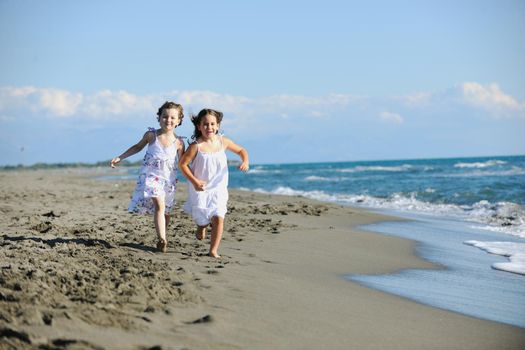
<box><xmin>152</xmin><ymin>197</ymin><xmax>167</xmax><ymax>252</ymax></box>
<box><xmin>165</xmin><ymin>214</ymin><xmax>171</xmax><ymax>232</ymax></box>
<box><xmin>209</xmin><ymin>216</ymin><xmax>224</xmax><ymax>258</ymax></box>
<box><xmin>195</xmin><ymin>225</ymin><xmax>207</xmax><ymax>240</ymax></box>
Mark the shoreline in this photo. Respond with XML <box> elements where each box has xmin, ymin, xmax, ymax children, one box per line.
<box><xmin>351</xmin><ymin>216</ymin><xmax>525</xmax><ymax>329</ymax></box>
<box><xmin>1</xmin><ymin>169</ymin><xmax>524</xmax><ymax>349</ymax></box>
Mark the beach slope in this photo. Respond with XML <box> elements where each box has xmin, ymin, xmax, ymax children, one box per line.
<box><xmin>0</xmin><ymin>169</ymin><xmax>524</xmax><ymax>349</ymax></box>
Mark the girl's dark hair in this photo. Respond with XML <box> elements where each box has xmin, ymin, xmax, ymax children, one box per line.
<box><xmin>190</xmin><ymin>108</ymin><xmax>223</xmax><ymax>141</ymax></box>
<box><xmin>157</xmin><ymin>101</ymin><xmax>184</xmax><ymax>126</ymax></box>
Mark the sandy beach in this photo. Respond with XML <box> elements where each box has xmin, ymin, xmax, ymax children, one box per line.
<box><xmin>1</xmin><ymin>169</ymin><xmax>524</xmax><ymax>350</ymax></box>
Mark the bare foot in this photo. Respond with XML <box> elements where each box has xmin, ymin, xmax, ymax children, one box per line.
<box><xmin>208</xmin><ymin>251</ymin><xmax>221</xmax><ymax>258</ymax></box>
<box><xmin>157</xmin><ymin>240</ymin><xmax>167</xmax><ymax>253</ymax></box>
<box><xmin>195</xmin><ymin>227</ymin><xmax>206</xmax><ymax>240</ymax></box>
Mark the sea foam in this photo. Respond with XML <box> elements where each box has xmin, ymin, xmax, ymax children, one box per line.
<box><xmin>336</xmin><ymin>164</ymin><xmax>413</xmax><ymax>173</ymax></box>
<box><xmin>464</xmin><ymin>241</ymin><xmax>525</xmax><ymax>275</ymax></box>
<box><xmin>454</xmin><ymin>159</ymin><xmax>507</xmax><ymax>168</ymax></box>
<box><xmin>248</xmin><ymin>167</ymin><xmax>283</xmax><ymax>174</ymax></box>
<box><xmin>304</xmin><ymin>175</ymin><xmax>351</xmax><ymax>182</ymax></box>
<box><xmin>445</xmin><ymin>166</ymin><xmax>525</xmax><ymax>177</ymax></box>
<box><xmin>251</xmin><ymin>186</ymin><xmax>525</xmax><ymax>238</ymax></box>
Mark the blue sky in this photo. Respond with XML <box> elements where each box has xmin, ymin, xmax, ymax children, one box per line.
<box><xmin>0</xmin><ymin>0</ymin><xmax>524</xmax><ymax>165</ymax></box>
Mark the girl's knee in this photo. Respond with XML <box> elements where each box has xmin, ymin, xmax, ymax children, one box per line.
<box><xmin>211</xmin><ymin>217</ymin><xmax>224</xmax><ymax>228</ymax></box>
<box><xmin>151</xmin><ymin>197</ymin><xmax>165</xmax><ymax>211</ymax></box>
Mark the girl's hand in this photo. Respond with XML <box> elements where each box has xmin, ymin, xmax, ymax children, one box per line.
<box><xmin>110</xmin><ymin>157</ymin><xmax>121</xmax><ymax>168</ymax></box>
<box><xmin>238</xmin><ymin>162</ymin><xmax>250</xmax><ymax>172</ymax></box>
<box><xmin>193</xmin><ymin>179</ymin><xmax>207</xmax><ymax>191</ymax></box>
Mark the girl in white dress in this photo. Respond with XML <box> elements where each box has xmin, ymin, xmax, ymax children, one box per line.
<box><xmin>179</xmin><ymin>109</ymin><xmax>249</xmax><ymax>258</ymax></box>
<box><xmin>110</xmin><ymin>101</ymin><xmax>185</xmax><ymax>253</ymax></box>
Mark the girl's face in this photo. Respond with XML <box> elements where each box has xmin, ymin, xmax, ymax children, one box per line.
<box><xmin>197</xmin><ymin>114</ymin><xmax>219</xmax><ymax>140</ymax></box>
<box><xmin>159</xmin><ymin>108</ymin><xmax>181</xmax><ymax>131</ymax></box>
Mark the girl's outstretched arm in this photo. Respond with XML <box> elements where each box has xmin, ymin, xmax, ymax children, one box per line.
<box><xmin>178</xmin><ymin>143</ymin><xmax>207</xmax><ymax>191</ymax></box>
<box><xmin>110</xmin><ymin>131</ymin><xmax>153</xmax><ymax>168</ymax></box>
<box><xmin>223</xmin><ymin>137</ymin><xmax>249</xmax><ymax>172</ymax></box>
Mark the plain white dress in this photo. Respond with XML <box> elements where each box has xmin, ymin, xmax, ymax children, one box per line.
<box><xmin>183</xmin><ymin>138</ymin><xmax>229</xmax><ymax>226</ymax></box>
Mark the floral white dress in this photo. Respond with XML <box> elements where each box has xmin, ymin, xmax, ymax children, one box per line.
<box><xmin>128</xmin><ymin>128</ymin><xmax>182</xmax><ymax>215</ymax></box>
<box><xmin>183</xmin><ymin>137</ymin><xmax>229</xmax><ymax>226</ymax></box>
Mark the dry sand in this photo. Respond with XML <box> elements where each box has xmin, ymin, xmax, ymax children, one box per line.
<box><xmin>0</xmin><ymin>169</ymin><xmax>524</xmax><ymax>350</ymax></box>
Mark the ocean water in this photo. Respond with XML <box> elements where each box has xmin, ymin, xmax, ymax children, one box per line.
<box><xmin>351</xmin><ymin>218</ymin><xmax>525</xmax><ymax>328</ymax></box>
<box><xmin>229</xmin><ymin>155</ymin><xmax>525</xmax><ymax>327</ymax></box>
<box><xmin>115</xmin><ymin>155</ymin><xmax>525</xmax><ymax>327</ymax></box>
<box><xmin>231</xmin><ymin>155</ymin><xmax>525</xmax><ymax>240</ymax></box>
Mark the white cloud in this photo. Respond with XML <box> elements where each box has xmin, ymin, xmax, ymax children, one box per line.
<box><xmin>1</xmin><ymin>83</ymin><xmax>523</xmax><ymax>128</ymax></box>
<box><xmin>380</xmin><ymin>111</ymin><xmax>404</xmax><ymax>124</ymax></box>
<box><xmin>460</xmin><ymin>82</ymin><xmax>525</xmax><ymax>116</ymax></box>
<box><xmin>0</xmin><ymin>86</ymin><xmax>366</xmax><ymax>125</ymax></box>
<box><xmin>82</xmin><ymin>90</ymin><xmax>155</xmax><ymax>118</ymax></box>
<box><xmin>396</xmin><ymin>92</ymin><xmax>432</xmax><ymax>107</ymax></box>
<box><xmin>39</xmin><ymin>89</ymin><xmax>83</xmax><ymax>116</ymax></box>
<box><xmin>394</xmin><ymin>82</ymin><xmax>525</xmax><ymax>119</ymax></box>
<box><xmin>172</xmin><ymin>90</ymin><xmax>251</xmax><ymax>115</ymax></box>
<box><xmin>258</xmin><ymin>93</ymin><xmax>365</xmax><ymax>110</ymax></box>
<box><xmin>0</xmin><ymin>86</ymin><xmax>83</xmax><ymax>117</ymax></box>
<box><xmin>309</xmin><ymin>110</ymin><xmax>327</xmax><ymax>118</ymax></box>
<box><xmin>2</xmin><ymin>83</ymin><xmax>524</xmax><ymax>165</ymax></box>
<box><xmin>6</xmin><ymin>86</ymin><xmax>38</xmax><ymax>97</ymax></box>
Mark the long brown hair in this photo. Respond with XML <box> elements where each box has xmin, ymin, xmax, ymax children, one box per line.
<box><xmin>190</xmin><ymin>108</ymin><xmax>223</xmax><ymax>141</ymax></box>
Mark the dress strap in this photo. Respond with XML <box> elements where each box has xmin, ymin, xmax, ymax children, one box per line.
<box><xmin>147</xmin><ymin>127</ymin><xmax>157</xmax><ymax>136</ymax></box>
<box><xmin>148</xmin><ymin>127</ymin><xmax>157</xmax><ymax>140</ymax></box>
<box><xmin>147</xmin><ymin>127</ymin><xmax>157</xmax><ymax>144</ymax></box>
<box><xmin>219</xmin><ymin>135</ymin><xmax>226</xmax><ymax>150</ymax></box>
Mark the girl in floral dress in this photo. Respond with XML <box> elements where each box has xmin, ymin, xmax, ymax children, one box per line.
<box><xmin>110</xmin><ymin>101</ymin><xmax>185</xmax><ymax>253</ymax></box>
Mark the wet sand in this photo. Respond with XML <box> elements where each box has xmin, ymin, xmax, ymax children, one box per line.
<box><xmin>1</xmin><ymin>169</ymin><xmax>524</xmax><ymax>349</ymax></box>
